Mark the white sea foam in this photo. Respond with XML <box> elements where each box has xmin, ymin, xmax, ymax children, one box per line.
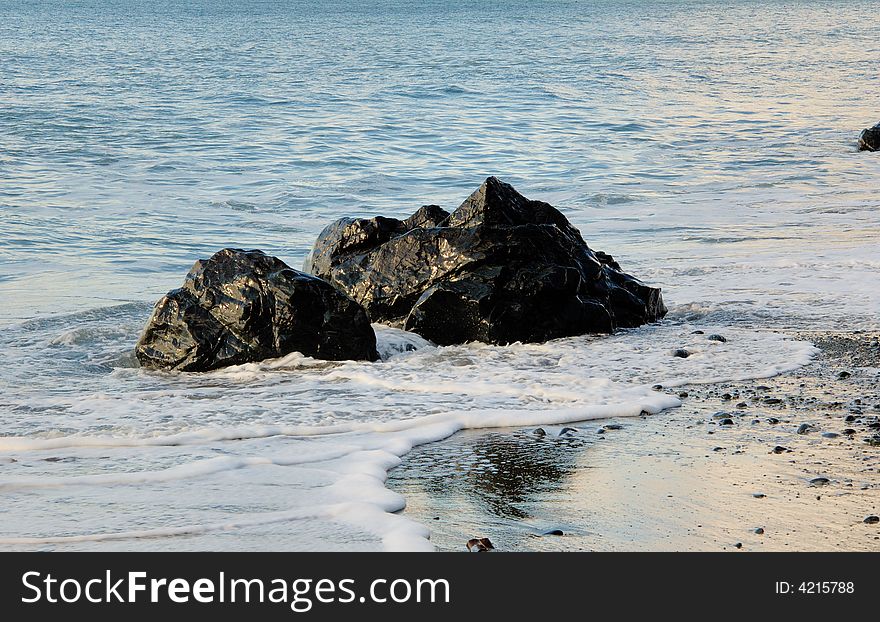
<box><xmin>0</xmin><ymin>323</ymin><xmax>816</xmax><ymax>550</ymax></box>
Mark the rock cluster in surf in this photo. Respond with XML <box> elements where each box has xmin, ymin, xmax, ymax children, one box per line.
<box><xmin>136</xmin><ymin>178</ymin><xmax>666</xmax><ymax>371</ymax></box>
<box><xmin>135</xmin><ymin>248</ymin><xmax>378</xmax><ymax>371</ymax></box>
<box><xmin>304</xmin><ymin>176</ymin><xmax>666</xmax><ymax>345</ymax></box>
<box><xmin>858</xmin><ymin>122</ymin><xmax>880</xmax><ymax>151</ymax></box>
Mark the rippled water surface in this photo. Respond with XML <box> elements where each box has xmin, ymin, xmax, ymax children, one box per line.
<box><xmin>0</xmin><ymin>0</ymin><xmax>878</xmax><ymax>549</ymax></box>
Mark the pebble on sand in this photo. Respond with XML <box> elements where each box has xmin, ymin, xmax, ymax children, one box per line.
<box><xmin>466</xmin><ymin>537</ymin><xmax>495</xmax><ymax>552</ymax></box>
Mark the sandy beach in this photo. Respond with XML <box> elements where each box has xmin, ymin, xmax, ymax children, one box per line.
<box><xmin>389</xmin><ymin>331</ymin><xmax>880</xmax><ymax>551</ymax></box>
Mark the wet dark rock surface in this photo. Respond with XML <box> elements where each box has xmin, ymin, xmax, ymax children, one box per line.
<box><xmin>304</xmin><ymin>177</ymin><xmax>666</xmax><ymax>345</ymax></box>
<box><xmin>136</xmin><ymin>248</ymin><xmax>378</xmax><ymax>371</ymax></box>
<box><xmin>858</xmin><ymin>122</ymin><xmax>880</xmax><ymax>151</ymax></box>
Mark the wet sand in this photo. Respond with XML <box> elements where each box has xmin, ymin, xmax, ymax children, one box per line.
<box><xmin>387</xmin><ymin>331</ymin><xmax>880</xmax><ymax>551</ymax></box>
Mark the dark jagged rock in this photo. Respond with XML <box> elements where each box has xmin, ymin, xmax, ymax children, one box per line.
<box><xmin>858</xmin><ymin>122</ymin><xmax>880</xmax><ymax>151</ymax></box>
<box><xmin>304</xmin><ymin>177</ymin><xmax>666</xmax><ymax>345</ymax></box>
<box><xmin>136</xmin><ymin>248</ymin><xmax>378</xmax><ymax>371</ymax></box>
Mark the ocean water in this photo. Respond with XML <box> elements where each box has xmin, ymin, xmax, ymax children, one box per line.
<box><xmin>0</xmin><ymin>0</ymin><xmax>877</xmax><ymax>550</ymax></box>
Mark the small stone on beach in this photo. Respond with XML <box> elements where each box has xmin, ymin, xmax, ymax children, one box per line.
<box><xmin>466</xmin><ymin>537</ymin><xmax>494</xmax><ymax>552</ymax></box>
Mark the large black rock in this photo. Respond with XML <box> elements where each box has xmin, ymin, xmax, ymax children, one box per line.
<box><xmin>136</xmin><ymin>248</ymin><xmax>378</xmax><ymax>371</ymax></box>
<box><xmin>858</xmin><ymin>122</ymin><xmax>880</xmax><ymax>151</ymax></box>
<box><xmin>304</xmin><ymin>177</ymin><xmax>666</xmax><ymax>345</ymax></box>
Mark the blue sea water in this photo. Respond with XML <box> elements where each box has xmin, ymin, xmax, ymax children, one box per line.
<box><xmin>0</xmin><ymin>0</ymin><xmax>877</xmax><ymax>550</ymax></box>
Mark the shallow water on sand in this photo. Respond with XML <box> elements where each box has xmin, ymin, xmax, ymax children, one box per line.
<box><xmin>0</xmin><ymin>0</ymin><xmax>878</xmax><ymax>549</ymax></box>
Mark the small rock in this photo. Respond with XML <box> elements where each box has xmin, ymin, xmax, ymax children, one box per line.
<box><xmin>533</xmin><ymin>428</ymin><xmax>547</xmax><ymax>436</ymax></box>
<box><xmin>864</xmin><ymin>516</ymin><xmax>880</xmax><ymax>525</ymax></box>
<box><xmin>734</xmin><ymin>542</ymin><xmax>743</xmax><ymax>549</ymax></box>
<box><xmin>865</xmin><ymin>435</ymin><xmax>880</xmax><ymax>446</ymax></box>
<box><xmin>845</xmin><ymin>415</ymin><xmax>857</xmax><ymax>422</ymax></box>
<box><xmin>753</xmin><ymin>493</ymin><xmax>766</xmax><ymax>498</ymax></box>
<box><xmin>559</xmin><ymin>427</ymin><xmax>577</xmax><ymax>435</ymax></box>
<box><xmin>796</xmin><ymin>423</ymin><xmax>813</xmax><ymax>435</ymax></box>
<box><xmin>540</xmin><ymin>529</ymin><xmax>564</xmax><ymax>536</ymax></box>
<box><xmin>721</xmin><ymin>393</ymin><xmax>733</xmax><ymax>401</ymax></box>
<box><xmin>737</xmin><ymin>402</ymin><xmax>748</xmax><ymax>409</ymax></box>
<box><xmin>821</xmin><ymin>432</ymin><xmax>839</xmax><ymax>439</ymax></box>
<box><xmin>837</xmin><ymin>371</ymin><xmax>851</xmax><ymax>379</ymax></box>
<box><xmin>764</xmin><ymin>397</ymin><xmax>783</xmax><ymax>405</ymax></box>
<box><xmin>466</xmin><ymin>537</ymin><xmax>494</xmax><ymax>552</ymax></box>
<box><xmin>708</xmin><ymin>334</ymin><xmax>727</xmax><ymax>343</ymax></box>
<box><xmin>719</xmin><ymin>418</ymin><xmax>734</xmax><ymax>426</ymax></box>
<box><xmin>673</xmin><ymin>349</ymin><xmax>690</xmax><ymax>359</ymax></box>
<box><xmin>858</xmin><ymin>122</ymin><xmax>880</xmax><ymax>151</ymax></box>
<box><xmin>678</xmin><ymin>391</ymin><xmax>689</xmax><ymax>398</ymax></box>
<box><xmin>772</xmin><ymin>446</ymin><xmax>790</xmax><ymax>454</ymax></box>
<box><xmin>843</xmin><ymin>428</ymin><xmax>857</xmax><ymax>435</ymax></box>
<box><xmin>691</xmin><ymin>330</ymin><xmax>705</xmax><ymax>335</ymax></box>
<box><xmin>767</xmin><ymin>417</ymin><xmax>780</xmax><ymax>425</ymax></box>
<box><xmin>652</xmin><ymin>384</ymin><xmax>663</xmax><ymax>391</ymax></box>
<box><xmin>604</xmin><ymin>423</ymin><xmax>623</xmax><ymax>430</ymax></box>
<box><xmin>754</xmin><ymin>528</ymin><xmax>765</xmax><ymax>535</ymax></box>
<box><xmin>809</xmin><ymin>477</ymin><xmax>831</xmax><ymax>486</ymax></box>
